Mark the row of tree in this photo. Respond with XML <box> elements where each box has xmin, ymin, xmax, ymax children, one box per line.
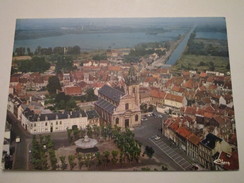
<box><xmin>31</xmin><ymin>135</ymin><xmax>56</xmax><ymax>170</ymax></box>
<box><xmin>15</xmin><ymin>57</ymin><xmax>50</xmax><ymax>73</ymax></box>
<box><xmin>187</xmin><ymin>32</ymin><xmax>229</xmax><ymax>57</ymax></box>
<box><xmin>14</xmin><ymin>46</ymin><xmax>81</xmax><ymax>56</ymax></box>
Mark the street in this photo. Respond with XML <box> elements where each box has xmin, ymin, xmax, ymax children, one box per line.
<box><xmin>133</xmin><ymin>114</ymin><xmax>193</xmax><ymax>171</ymax></box>
<box><xmin>7</xmin><ymin>111</ymin><xmax>32</xmax><ymax>170</ymax></box>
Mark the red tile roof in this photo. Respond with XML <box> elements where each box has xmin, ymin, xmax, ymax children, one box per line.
<box><xmin>200</xmin><ymin>72</ymin><xmax>207</xmax><ymax>78</ymax></box>
<box><xmin>218</xmin><ymin>151</ymin><xmax>239</xmax><ymax>170</ymax></box>
<box><xmin>108</xmin><ymin>66</ymin><xmax>121</xmax><ymax>72</ymax></box>
<box><xmin>169</xmin><ymin>122</ymin><xmax>179</xmax><ymax>131</ymax></box>
<box><xmin>203</xmin><ymin>112</ymin><xmax>214</xmax><ymax>118</ymax></box>
<box><xmin>172</xmin><ymin>85</ymin><xmax>185</xmax><ymax>93</ymax></box>
<box><xmin>64</xmin><ymin>86</ymin><xmax>82</xmax><ymax>96</ymax></box>
<box><xmin>150</xmin><ymin>89</ymin><xmax>166</xmax><ymax>99</ymax></box>
<box><xmin>176</xmin><ymin>127</ymin><xmax>192</xmax><ymax>138</ymax></box>
<box><xmin>184</xmin><ymin>106</ymin><xmax>196</xmax><ymax>115</ymax></box>
<box><xmin>188</xmin><ymin>133</ymin><xmax>201</xmax><ymax>145</ymax></box>
<box><xmin>165</xmin><ymin>93</ymin><xmax>184</xmax><ymax>103</ymax></box>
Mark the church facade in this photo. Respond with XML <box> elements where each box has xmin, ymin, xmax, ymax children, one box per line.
<box><xmin>95</xmin><ymin>67</ymin><xmax>141</xmax><ymax>128</ymax></box>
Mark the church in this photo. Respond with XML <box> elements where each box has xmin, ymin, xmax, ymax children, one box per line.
<box><xmin>95</xmin><ymin>66</ymin><xmax>141</xmax><ymax>128</ymax></box>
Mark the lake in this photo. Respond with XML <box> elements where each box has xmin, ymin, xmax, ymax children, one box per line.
<box><xmin>14</xmin><ymin>30</ymin><xmax>187</xmax><ymax>51</ymax></box>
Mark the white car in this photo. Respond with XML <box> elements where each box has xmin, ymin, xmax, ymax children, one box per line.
<box><xmin>154</xmin><ymin>135</ymin><xmax>161</xmax><ymax>140</ymax></box>
<box><xmin>15</xmin><ymin>136</ymin><xmax>21</xmax><ymax>143</ymax></box>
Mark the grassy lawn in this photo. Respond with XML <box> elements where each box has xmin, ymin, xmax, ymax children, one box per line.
<box><xmin>172</xmin><ymin>54</ymin><xmax>230</xmax><ymax>73</ymax></box>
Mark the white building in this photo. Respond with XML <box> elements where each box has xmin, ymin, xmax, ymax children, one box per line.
<box><xmin>21</xmin><ymin>108</ymin><xmax>89</xmax><ymax>134</ymax></box>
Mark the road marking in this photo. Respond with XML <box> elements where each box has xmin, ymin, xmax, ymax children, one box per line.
<box><xmin>168</xmin><ymin>151</ymin><xmax>177</xmax><ymax>156</ymax></box>
<box><xmin>178</xmin><ymin>159</ymin><xmax>186</xmax><ymax>164</ymax></box>
<box><xmin>174</xmin><ymin>156</ymin><xmax>182</xmax><ymax>161</ymax></box>
<box><xmin>149</xmin><ymin>138</ymin><xmax>190</xmax><ymax>170</ymax></box>
<box><xmin>181</xmin><ymin>161</ymin><xmax>190</xmax><ymax>166</ymax></box>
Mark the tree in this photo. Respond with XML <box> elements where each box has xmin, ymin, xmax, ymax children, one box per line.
<box><xmin>77</xmin><ymin>154</ymin><xmax>84</xmax><ymax>169</ymax></box>
<box><xmin>208</xmin><ymin>61</ymin><xmax>215</xmax><ymax>71</ymax></box>
<box><xmin>47</xmin><ymin>76</ymin><xmax>61</xmax><ymax>94</ymax></box>
<box><xmin>49</xmin><ymin>149</ymin><xmax>57</xmax><ymax>170</ymax></box>
<box><xmin>103</xmin><ymin>151</ymin><xmax>110</xmax><ymax>166</ymax></box>
<box><xmin>59</xmin><ymin>156</ymin><xmax>67</xmax><ymax>170</ymax></box>
<box><xmin>95</xmin><ymin>152</ymin><xmax>102</xmax><ymax>167</ymax></box>
<box><xmin>111</xmin><ymin>150</ymin><xmax>119</xmax><ymax>165</ymax></box>
<box><xmin>144</xmin><ymin>146</ymin><xmax>154</xmax><ymax>158</ymax></box>
<box><xmin>68</xmin><ymin>155</ymin><xmax>76</xmax><ymax>170</ymax></box>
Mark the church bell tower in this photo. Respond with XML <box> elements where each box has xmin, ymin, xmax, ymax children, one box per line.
<box><xmin>125</xmin><ymin>66</ymin><xmax>140</xmax><ymax>106</ymax></box>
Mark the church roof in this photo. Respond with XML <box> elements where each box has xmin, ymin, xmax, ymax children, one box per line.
<box><xmin>95</xmin><ymin>98</ymin><xmax>116</xmax><ymax>114</ymax></box>
<box><xmin>98</xmin><ymin>85</ymin><xmax>124</xmax><ymax>102</ymax></box>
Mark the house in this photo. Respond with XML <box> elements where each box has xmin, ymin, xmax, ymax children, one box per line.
<box><xmin>83</xmin><ymin>60</ymin><xmax>93</xmax><ymax>67</ymax></box>
<box><xmin>64</xmin><ymin>86</ymin><xmax>82</xmax><ymax>96</ymax></box>
<box><xmin>198</xmin><ymin>133</ymin><xmax>232</xmax><ymax>170</ymax></box>
<box><xmin>150</xmin><ymin>89</ymin><xmax>166</xmax><ymax>106</ymax></box>
<box><xmin>187</xmin><ymin>133</ymin><xmax>201</xmax><ymax>162</ymax></box>
<box><xmin>215</xmin><ymin>151</ymin><xmax>239</xmax><ymax>170</ymax></box>
<box><xmin>99</xmin><ymin>60</ymin><xmax>109</xmax><ymax>67</ymax></box>
<box><xmin>164</xmin><ymin>93</ymin><xmax>187</xmax><ymax>108</ymax></box>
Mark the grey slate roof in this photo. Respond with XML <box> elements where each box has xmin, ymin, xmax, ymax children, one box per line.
<box><xmin>201</xmin><ymin>133</ymin><xmax>222</xmax><ymax>149</ymax></box>
<box><xmin>86</xmin><ymin>110</ymin><xmax>99</xmax><ymax>119</ymax></box>
<box><xmin>98</xmin><ymin>85</ymin><xmax>124</xmax><ymax>102</ymax></box>
<box><xmin>95</xmin><ymin>98</ymin><xmax>116</xmax><ymax>114</ymax></box>
<box><xmin>23</xmin><ymin>108</ymin><xmax>87</xmax><ymax>122</ymax></box>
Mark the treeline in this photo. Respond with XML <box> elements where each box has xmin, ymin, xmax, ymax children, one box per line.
<box><xmin>14</xmin><ymin>45</ymin><xmax>81</xmax><ymax>56</ymax></box>
<box><xmin>16</xmin><ymin>57</ymin><xmax>50</xmax><ymax>73</ymax></box>
<box><xmin>195</xmin><ymin>24</ymin><xmax>227</xmax><ymax>33</ymax></box>
<box><xmin>187</xmin><ymin>32</ymin><xmax>229</xmax><ymax>57</ymax></box>
<box><xmin>124</xmin><ymin>42</ymin><xmax>168</xmax><ymax>63</ymax></box>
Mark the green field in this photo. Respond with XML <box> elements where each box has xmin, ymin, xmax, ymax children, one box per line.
<box><xmin>173</xmin><ymin>54</ymin><xmax>230</xmax><ymax>73</ymax></box>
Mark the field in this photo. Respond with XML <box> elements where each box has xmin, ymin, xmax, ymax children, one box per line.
<box><xmin>173</xmin><ymin>54</ymin><xmax>230</xmax><ymax>73</ymax></box>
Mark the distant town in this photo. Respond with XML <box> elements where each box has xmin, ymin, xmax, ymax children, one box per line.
<box><xmin>2</xmin><ymin>18</ymin><xmax>238</xmax><ymax>171</ymax></box>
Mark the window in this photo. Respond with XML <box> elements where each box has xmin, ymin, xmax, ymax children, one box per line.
<box><xmin>60</xmin><ymin>121</ymin><xmax>62</xmax><ymax>125</ymax></box>
<box><xmin>135</xmin><ymin>114</ymin><xmax>139</xmax><ymax>121</ymax></box>
<box><xmin>125</xmin><ymin>103</ymin><xmax>129</xmax><ymax>110</ymax></box>
<box><xmin>34</xmin><ymin>123</ymin><xmax>36</xmax><ymax>127</ymax></box>
<box><xmin>45</xmin><ymin>122</ymin><xmax>47</xmax><ymax>126</ymax></box>
<box><xmin>133</xmin><ymin>87</ymin><xmax>136</xmax><ymax>93</ymax></box>
<box><xmin>116</xmin><ymin>118</ymin><xmax>119</xmax><ymax>125</ymax></box>
<box><xmin>56</xmin><ymin>121</ymin><xmax>58</xmax><ymax>125</ymax></box>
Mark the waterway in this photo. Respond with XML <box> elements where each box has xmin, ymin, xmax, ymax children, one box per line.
<box><xmin>165</xmin><ymin>27</ymin><xmax>195</xmax><ymax>65</ymax></box>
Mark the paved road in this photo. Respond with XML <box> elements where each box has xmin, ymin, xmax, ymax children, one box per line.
<box><xmin>7</xmin><ymin>111</ymin><xmax>32</xmax><ymax>170</ymax></box>
<box><xmin>134</xmin><ymin>114</ymin><xmax>193</xmax><ymax>171</ymax></box>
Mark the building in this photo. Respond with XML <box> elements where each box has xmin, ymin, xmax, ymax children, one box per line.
<box><xmin>198</xmin><ymin>133</ymin><xmax>232</xmax><ymax>170</ymax></box>
<box><xmin>21</xmin><ymin>108</ymin><xmax>88</xmax><ymax>134</ymax></box>
<box><xmin>95</xmin><ymin>66</ymin><xmax>141</xmax><ymax>128</ymax></box>
<box><xmin>164</xmin><ymin>93</ymin><xmax>187</xmax><ymax>109</ymax></box>
<box><xmin>64</xmin><ymin>86</ymin><xmax>82</xmax><ymax>96</ymax></box>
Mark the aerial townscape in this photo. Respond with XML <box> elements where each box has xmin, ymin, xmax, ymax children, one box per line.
<box><xmin>2</xmin><ymin>18</ymin><xmax>238</xmax><ymax>171</ymax></box>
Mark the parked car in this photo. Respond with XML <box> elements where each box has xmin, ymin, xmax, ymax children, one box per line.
<box><xmin>15</xmin><ymin>136</ymin><xmax>21</xmax><ymax>143</ymax></box>
<box><xmin>154</xmin><ymin>135</ymin><xmax>161</xmax><ymax>140</ymax></box>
